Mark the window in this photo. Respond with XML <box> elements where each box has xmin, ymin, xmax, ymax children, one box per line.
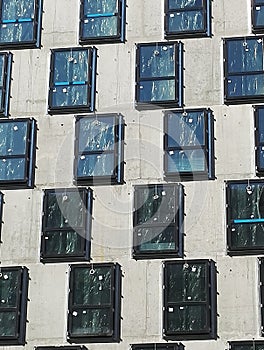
<box><xmin>0</xmin><ymin>266</ymin><xmax>29</xmax><ymax>345</ymax></box>
<box><xmin>164</xmin><ymin>0</ymin><xmax>211</xmax><ymax>39</ymax></box>
<box><xmin>254</xmin><ymin>106</ymin><xmax>264</xmax><ymax>176</ymax></box>
<box><xmin>163</xmin><ymin>259</ymin><xmax>217</xmax><ymax>340</ymax></box>
<box><xmin>40</xmin><ymin>188</ymin><xmax>93</xmax><ymax>263</ymax></box>
<box><xmin>259</xmin><ymin>258</ymin><xmax>264</xmax><ymax>334</ymax></box>
<box><xmin>0</xmin><ymin>192</ymin><xmax>4</xmax><ymax>241</ymax></box>
<box><xmin>67</xmin><ymin>263</ymin><xmax>122</xmax><ymax>343</ymax></box>
<box><xmin>48</xmin><ymin>47</ymin><xmax>97</xmax><ymax>115</ymax></box>
<box><xmin>252</xmin><ymin>0</ymin><xmax>264</xmax><ymax>33</ymax></box>
<box><xmin>0</xmin><ymin>0</ymin><xmax>42</xmax><ymax>49</ymax></box>
<box><xmin>74</xmin><ymin>114</ymin><xmax>125</xmax><ymax>186</ymax></box>
<box><xmin>133</xmin><ymin>184</ymin><xmax>184</xmax><ymax>259</ymax></box>
<box><xmin>0</xmin><ymin>118</ymin><xmax>37</xmax><ymax>189</ymax></box>
<box><xmin>226</xmin><ymin>180</ymin><xmax>264</xmax><ymax>255</ymax></box>
<box><xmin>0</xmin><ymin>52</ymin><xmax>12</xmax><ymax>117</ymax></box>
<box><xmin>229</xmin><ymin>341</ymin><xmax>264</xmax><ymax>350</ymax></box>
<box><xmin>131</xmin><ymin>344</ymin><xmax>184</xmax><ymax>350</ymax></box>
<box><xmin>223</xmin><ymin>36</ymin><xmax>264</xmax><ymax>104</ymax></box>
<box><xmin>164</xmin><ymin>109</ymin><xmax>214</xmax><ymax>181</ymax></box>
<box><xmin>79</xmin><ymin>0</ymin><xmax>126</xmax><ymax>44</ymax></box>
<box><xmin>135</xmin><ymin>42</ymin><xmax>183</xmax><ymax>109</ymax></box>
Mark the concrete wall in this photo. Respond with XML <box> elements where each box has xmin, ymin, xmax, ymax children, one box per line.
<box><xmin>0</xmin><ymin>0</ymin><xmax>261</xmax><ymax>349</ymax></box>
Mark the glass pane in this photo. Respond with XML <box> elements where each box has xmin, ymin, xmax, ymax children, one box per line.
<box><xmin>0</xmin><ymin>121</ymin><xmax>27</xmax><ymax>155</ymax></box>
<box><xmin>230</xmin><ymin>223</ymin><xmax>264</xmax><ymax>248</ymax></box>
<box><xmin>44</xmin><ymin>231</ymin><xmax>83</xmax><ymax>256</ymax></box>
<box><xmin>82</xmin><ymin>17</ymin><xmax>118</xmax><ymax>38</ymax></box>
<box><xmin>78</xmin><ymin>117</ymin><xmax>115</xmax><ymax>152</ymax></box>
<box><xmin>139</xmin><ymin>79</ymin><xmax>175</xmax><ymax>102</ymax></box>
<box><xmin>51</xmin><ymin>85</ymin><xmax>88</xmax><ymax>107</ymax></box>
<box><xmin>259</xmin><ymin>149</ymin><xmax>264</xmax><ymax>168</ymax></box>
<box><xmin>136</xmin><ymin>226</ymin><xmax>176</xmax><ymax>251</ymax></box>
<box><xmin>0</xmin><ymin>270</ymin><xmax>19</xmax><ymax>307</ymax></box>
<box><xmin>0</xmin><ymin>158</ymin><xmax>26</xmax><ymax>181</ymax></box>
<box><xmin>258</xmin><ymin>108</ymin><xmax>264</xmax><ymax>143</ymax></box>
<box><xmin>167</xmin><ymin>263</ymin><xmax>206</xmax><ymax>302</ymax></box>
<box><xmin>0</xmin><ymin>22</ymin><xmax>34</xmax><ymax>43</ymax></box>
<box><xmin>227</xmin><ymin>74</ymin><xmax>264</xmax><ymax>97</ymax></box>
<box><xmin>139</xmin><ymin>45</ymin><xmax>175</xmax><ymax>78</ymax></box>
<box><xmin>255</xmin><ymin>6</ymin><xmax>264</xmax><ymax>26</ymax></box>
<box><xmin>167</xmin><ymin>305</ymin><xmax>208</xmax><ymax>332</ymax></box>
<box><xmin>167</xmin><ymin>149</ymin><xmax>206</xmax><ymax>173</ymax></box>
<box><xmin>167</xmin><ymin>111</ymin><xmax>205</xmax><ymax>147</ymax></box>
<box><xmin>227</xmin><ymin>39</ymin><xmax>264</xmax><ymax>73</ymax></box>
<box><xmin>84</xmin><ymin>0</ymin><xmax>117</xmax><ymax>14</ymax></box>
<box><xmin>53</xmin><ymin>50</ymin><xmax>88</xmax><ymax>84</ymax></box>
<box><xmin>168</xmin><ymin>10</ymin><xmax>204</xmax><ymax>32</ymax></box>
<box><xmin>2</xmin><ymin>0</ymin><xmax>34</xmax><ymax>20</ymax></box>
<box><xmin>77</xmin><ymin>153</ymin><xmax>115</xmax><ymax>177</ymax></box>
<box><xmin>71</xmin><ymin>308</ymin><xmax>112</xmax><ymax>335</ymax></box>
<box><xmin>232</xmin><ymin>344</ymin><xmax>264</xmax><ymax>350</ymax></box>
<box><xmin>73</xmin><ymin>266</ymin><xmax>112</xmax><ymax>305</ymax></box>
<box><xmin>136</xmin><ymin>186</ymin><xmax>176</xmax><ymax>225</ymax></box>
<box><xmin>46</xmin><ymin>191</ymin><xmax>85</xmax><ymax>228</ymax></box>
<box><xmin>229</xmin><ymin>183</ymin><xmax>264</xmax><ymax>220</ymax></box>
<box><xmin>0</xmin><ymin>311</ymin><xmax>17</xmax><ymax>336</ymax></box>
<box><xmin>168</xmin><ymin>0</ymin><xmax>203</xmax><ymax>9</ymax></box>
<box><xmin>0</xmin><ymin>55</ymin><xmax>5</xmax><ymax>87</ymax></box>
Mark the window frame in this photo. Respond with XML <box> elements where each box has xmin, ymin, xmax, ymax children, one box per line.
<box><xmin>48</xmin><ymin>47</ymin><xmax>97</xmax><ymax>115</ymax></box>
<box><xmin>67</xmin><ymin>262</ymin><xmax>122</xmax><ymax>343</ymax></box>
<box><xmin>36</xmin><ymin>347</ymin><xmax>88</xmax><ymax>350</ymax></box>
<box><xmin>0</xmin><ymin>52</ymin><xmax>12</xmax><ymax>117</ymax></box>
<box><xmin>40</xmin><ymin>187</ymin><xmax>93</xmax><ymax>263</ymax></box>
<box><xmin>254</xmin><ymin>105</ymin><xmax>264</xmax><ymax>176</ymax></box>
<box><xmin>226</xmin><ymin>179</ymin><xmax>264</xmax><ymax>255</ymax></box>
<box><xmin>164</xmin><ymin>108</ymin><xmax>215</xmax><ymax>181</ymax></box>
<box><xmin>228</xmin><ymin>341</ymin><xmax>264</xmax><ymax>350</ymax></box>
<box><xmin>131</xmin><ymin>343</ymin><xmax>184</xmax><ymax>350</ymax></box>
<box><xmin>0</xmin><ymin>0</ymin><xmax>43</xmax><ymax>49</ymax></box>
<box><xmin>164</xmin><ymin>0</ymin><xmax>211</xmax><ymax>39</ymax></box>
<box><xmin>79</xmin><ymin>0</ymin><xmax>126</xmax><ymax>44</ymax></box>
<box><xmin>163</xmin><ymin>259</ymin><xmax>217</xmax><ymax>340</ymax></box>
<box><xmin>133</xmin><ymin>183</ymin><xmax>184</xmax><ymax>260</ymax></box>
<box><xmin>223</xmin><ymin>36</ymin><xmax>264</xmax><ymax>104</ymax></box>
<box><xmin>0</xmin><ymin>118</ymin><xmax>37</xmax><ymax>190</ymax></box>
<box><xmin>0</xmin><ymin>266</ymin><xmax>29</xmax><ymax>345</ymax></box>
<box><xmin>252</xmin><ymin>0</ymin><xmax>264</xmax><ymax>33</ymax></box>
<box><xmin>259</xmin><ymin>258</ymin><xmax>264</xmax><ymax>334</ymax></box>
<box><xmin>74</xmin><ymin>113</ymin><xmax>125</xmax><ymax>186</ymax></box>
<box><xmin>135</xmin><ymin>41</ymin><xmax>183</xmax><ymax>109</ymax></box>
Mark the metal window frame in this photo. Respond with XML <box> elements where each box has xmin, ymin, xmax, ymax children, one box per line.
<box><xmin>74</xmin><ymin>113</ymin><xmax>125</xmax><ymax>186</ymax></box>
<box><xmin>226</xmin><ymin>179</ymin><xmax>264</xmax><ymax>255</ymax></box>
<box><xmin>0</xmin><ymin>266</ymin><xmax>29</xmax><ymax>345</ymax></box>
<box><xmin>40</xmin><ymin>187</ymin><xmax>93</xmax><ymax>263</ymax></box>
<box><xmin>163</xmin><ymin>259</ymin><xmax>217</xmax><ymax>340</ymax></box>
<box><xmin>131</xmin><ymin>343</ymin><xmax>184</xmax><ymax>350</ymax></box>
<box><xmin>0</xmin><ymin>0</ymin><xmax>42</xmax><ymax>49</ymax></box>
<box><xmin>67</xmin><ymin>263</ymin><xmax>122</xmax><ymax>343</ymax></box>
<box><xmin>223</xmin><ymin>36</ymin><xmax>264</xmax><ymax>104</ymax></box>
<box><xmin>79</xmin><ymin>0</ymin><xmax>126</xmax><ymax>44</ymax></box>
<box><xmin>0</xmin><ymin>118</ymin><xmax>37</xmax><ymax>190</ymax></box>
<box><xmin>254</xmin><ymin>105</ymin><xmax>264</xmax><ymax>176</ymax></box>
<box><xmin>48</xmin><ymin>47</ymin><xmax>97</xmax><ymax>115</ymax></box>
<box><xmin>228</xmin><ymin>341</ymin><xmax>264</xmax><ymax>350</ymax></box>
<box><xmin>132</xmin><ymin>183</ymin><xmax>184</xmax><ymax>260</ymax></box>
<box><xmin>164</xmin><ymin>108</ymin><xmax>215</xmax><ymax>181</ymax></box>
<box><xmin>0</xmin><ymin>52</ymin><xmax>12</xmax><ymax>117</ymax></box>
<box><xmin>135</xmin><ymin>41</ymin><xmax>184</xmax><ymax>110</ymax></box>
<box><xmin>164</xmin><ymin>0</ymin><xmax>211</xmax><ymax>39</ymax></box>
<box><xmin>252</xmin><ymin>0</ymin><xmax>264</xmax><ymax>33</ymax></box>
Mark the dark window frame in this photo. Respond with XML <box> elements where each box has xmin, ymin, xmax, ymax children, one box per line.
<box><xmin>228</xmin><ymin>340</ymin><xmax>264</xmax><ymax>350</ymax></box>
<box><xmin>133</xmin><ymin>183</ymin><xmax>184</xmax><ymax>260</ymax></box>
<box><xmin>0</xmin><ymin>118</ymin><xmax>37</xmax><ymax>190</ymax></box>
<box><xmin>40</xmin><ymin>187</ymin><xmax>93</xmax><ymax>263</ymax></box>
<box><xmin>48</xmin><ymin>47</ymin><xmax>97</xmax><ymax>115</ymax></box>
<box><xmin>0</xmin><ymin>52</ymin><xmax>12</xmax><ymax>117</ymax></box>
<box><xmin>67</xmin><ymin>263</ymin><xmax>122</xmax><ymax>343</ymax></box>
<box><xmin>79</xmin><ymin>0</ymin><xmax>126</xmax><ymax>44</ymax></box>
<box><xmin>259</xmin><ymin>258</ymin><xmax>264</xmax><ymax>334</ymax></box>
<box><xmin>164</xmin><ymin>108</ymin><xmax>215</xmax><ymax>181</ymax></box>
<box><xmin>135</xmin><ymin>41</ymin><xmax>184</xmax><ymax>109</ymax></box>
<box><xmin>0</xmin><ymin>0</ymin><xmax>43</xmax><ymax>49</ymax></box>
<box><xmin>164</xmin><ymin>0</ymin><xmax>211</xmax><ymax>39</ymax></box>
<box><xmin>0</xmin><ymin>266</ymin><xmax>29</xmax><ymax>345</ymax></box>
<box><xmin>226</xmin><ymin>179</ymin><xmax>264</xmax><ymax>255</ymax></box>
<box><xmin>254</xmin><ymin>105</ymin><xmax>264</xmax><ymax>176</ymax></box>
<box><xmin>163</xmin><ymin>259</ymin><xmax>217</xmax><ymax>340</ymax></box>
<box><xmin>252</xmin><ymin>0</ymin><xmax>264</xmax><ymax>33</ymax></box>
<box><xmin>0</xmin><ymin>191</ymin><xmax>4</xmax><ymax>242</ymax></box>
<box><xmin>74</xmin><ymin>113</ymin><xmax>125</xmax><ymax>186</ymax></box>
<box><xmin>223</xmin><ymin>36</ymin><xmax>264</xmax><ymax>104</ymax></box>
<box><xmin>131</xmin><ymin>343</ymin><xmax>184</xmax><ymax>350</ymax></box>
